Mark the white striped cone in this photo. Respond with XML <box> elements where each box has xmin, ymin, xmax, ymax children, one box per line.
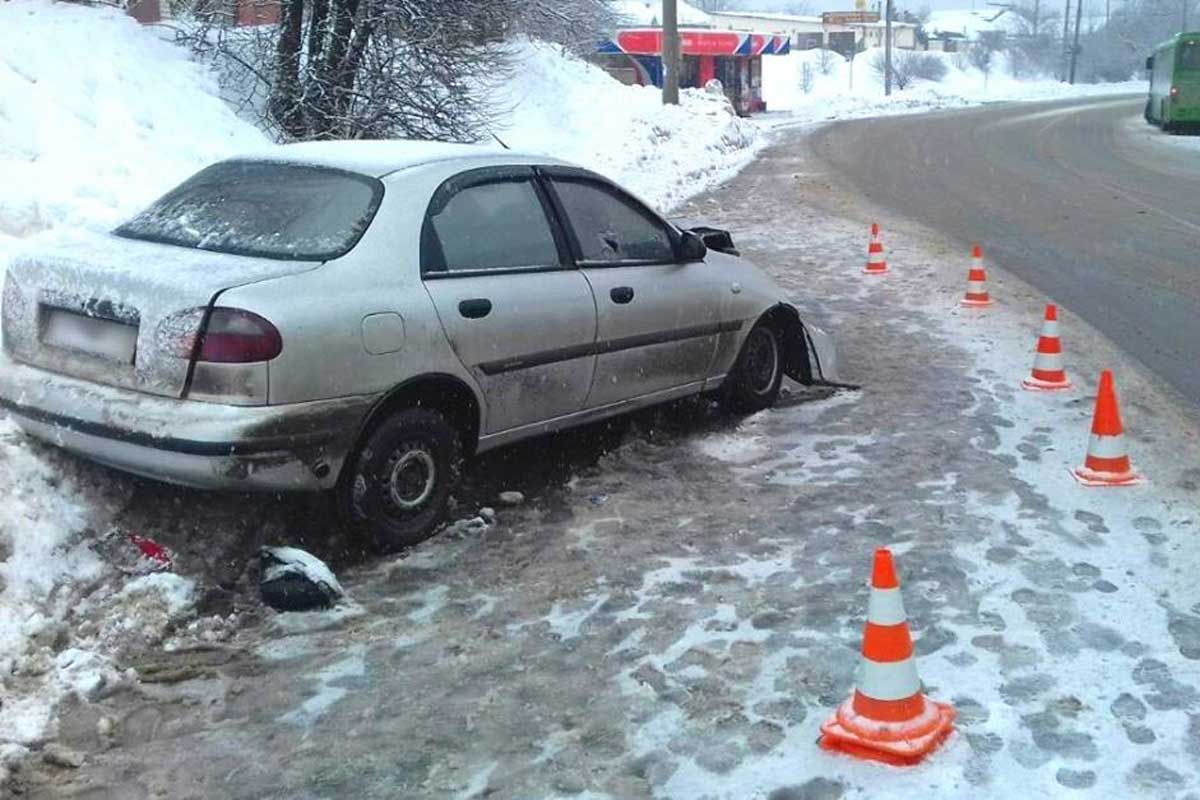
<box><xmin>1022</xmin><ymin>304</ymin><xmax>1071</xmax><ymax>391</ymax></box>
<box><xmin>864</xmin><ymin>223</ymin><xmax>888</xmax><ymax>274</ymax></box>
<box><xmin>1072</xmin><ymin>369</ymin><xmax>1143</xmax><ymax>486</ymax></box>
<box><xmin>819</xmin><ymin>549</ymin><xmax>955</xmax><ymax>765</ymax></box>
<box><xmin>961</xmin><ymin>245</ymin><xmax>992</xmax><ymax>307</ymax></box>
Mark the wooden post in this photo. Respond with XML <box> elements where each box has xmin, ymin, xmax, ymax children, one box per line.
<box><xmin>663</xmin><ymin>0</ymin><xmax>681</xmax><ymax>105</ymax></box>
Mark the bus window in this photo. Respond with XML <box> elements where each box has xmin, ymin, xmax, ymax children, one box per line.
<box><xmin>1181</xmin><ymin>41</ymin><xmax>1200</xmax><ymax>70</ymax></box>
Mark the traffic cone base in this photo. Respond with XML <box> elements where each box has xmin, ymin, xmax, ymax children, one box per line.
<box><xmin>961</xmin><ymin>296</ymin><xmax>994</xmax><ymax>307</ymax></box>
<box><xmin>1070</xmin><ymin>465</ymin><xmax>1144</xmax><ymax>487</ymax></box>
<box><xmin>819</xmin><ymin>694</ymin><xmax>956</xmax><ymax>766</ymax></box>
<box><xmin>1022</xmin><ymin>375</ymin><xmax>1072</xmax><ymax>391</ymax></box>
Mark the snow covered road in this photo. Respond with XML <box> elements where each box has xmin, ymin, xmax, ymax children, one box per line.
<box><xmin>23</xmin><ymin>116</ymin><xmax>1200</xmax><ymax>799</ymax></box>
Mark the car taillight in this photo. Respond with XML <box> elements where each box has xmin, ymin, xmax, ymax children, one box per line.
<box><xmin>1170</xmin><ymin>85</ymin><xmax>1180</xmax><ymax>101</ymax></box>
<box><xmin>156</xmin><ymin>307</ymin><xmax>282</xmax><ymax>363</ymax></box>
<box><xmin>196</xmin><ymin>308</ymin><xmax>282</xmax><ymax>363</ymax></box>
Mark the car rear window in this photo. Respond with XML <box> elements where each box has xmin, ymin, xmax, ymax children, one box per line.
<box><xmin>114</xmin><ymin>161</ymin><xmax>383</xmax><ymax>261</ymax></box>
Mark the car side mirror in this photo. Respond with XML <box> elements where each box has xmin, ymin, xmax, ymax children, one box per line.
<box><xmin>679</xmin><ymin>230</ymin><xmax>708</xmax><ymax>262</ymax></box>
<box><xmin>1146</xmin><ymin>56</ymin><xmax>1154</xmax><ymax>70</ymax></box>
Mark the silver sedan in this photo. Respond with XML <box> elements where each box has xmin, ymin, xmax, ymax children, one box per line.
<box><xmin>0</xmin><ymin>141</ymin><xmax>838</xmax><ymax>549</ymax></box>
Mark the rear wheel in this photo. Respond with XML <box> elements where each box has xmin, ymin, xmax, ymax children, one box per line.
<box><xmin>723</xmin><ymin>321</ymin><xmax>783</xmax><ymax>413</ymax></box>
<box><xmin>339</xmin><ymin>408</ymin><xmax>462</xmax><ymax>552</ymax></box>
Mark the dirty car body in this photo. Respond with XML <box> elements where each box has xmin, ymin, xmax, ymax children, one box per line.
<box><xmin>0</xmin><ymin>141</ymin><xmax>837</xmax><ymax>540</ymax></box>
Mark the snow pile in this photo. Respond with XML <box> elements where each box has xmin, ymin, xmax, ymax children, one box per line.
<box><xmin>496</xmin><ymin>39</ymin><xmax>760</xmax><ymax>211</ymax></box>
<box><xmin>762</xmin><ymin>46</ymin><xmax>1144</xmax><ymax>123</ymax></box>
<box><xmin>0</xmin><ymin>0</ymin><xmax>262</xmax><ymax>758</ymax></box>
<box><xmin>0</xmin><ymin>0</ymin><xmax>265</xmax><ymax>248</ymax></box>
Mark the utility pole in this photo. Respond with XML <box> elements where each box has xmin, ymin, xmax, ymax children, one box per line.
<box><xmin>884</xmin><ymin>0</ymin><xmax>894</xmax><ymax>95</ymax></box>
<box><xmin>662</xmin><ymin>0</ymin><xmax>680</xmax><ymax>105</ymax></box>
<box><xmin>1184</xmin><ymin>0</ymin><xmax>1190</xmax><ymax>32</ymax></box>
<box><xmin>1061</xmin><ymin>0</ymin><xmax>1072</xmax><ymax>81</ymax></box>
<box><xmin>1069</xmin><ymin>0</ymin><xmax>1083</xmax><ymax>83</ymax></box>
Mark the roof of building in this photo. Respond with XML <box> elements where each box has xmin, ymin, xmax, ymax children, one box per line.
<box><xmin>707</xmin><ymin>10</ymin><xmax>823</xmax><ymax>25</ymax></box>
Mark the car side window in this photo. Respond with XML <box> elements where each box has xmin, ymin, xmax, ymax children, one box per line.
<box><xmin>426</xmin><ymin>178</ymin><xmax>561</xmax><ymax>273</ymax></box>
<box><xmin>551</xmin><ymin>179</ymin><xmax>676</xmax><ymax>265</ymax></box>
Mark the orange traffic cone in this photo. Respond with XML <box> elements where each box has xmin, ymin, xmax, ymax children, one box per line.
<box><xmin>819</xmin><ymin>549</ymin><xmax>956</xmax><ymax>766</ymax></box>
<box><xmin>1072</xmin><ymin>370</ymin><xmax>1143</xmax><ymax>486</ymax></box>
<box><xmin>1022</xmin><ymin>304</ymin><xmax>1071</xmax><ymax>391</ymax></box>
<box><xmin>864</xmin><ymin>223</ymin><xmax>888</xmax><ymax>275</ymax></box>
<box><xmin>961</xmin><ymin>245</ymin><xmax>992</xmax><ymax>307</ymax></box>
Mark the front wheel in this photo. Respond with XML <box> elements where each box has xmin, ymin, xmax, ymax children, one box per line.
<box><xmin>339</xmin><ymin>408</ymin><xmax>462</xmax><ymax>552</ymax></box>
<box><xmin>722</xmin><ymin>321</ymin><xmax>784</xmax><ymax>413</ymax></box>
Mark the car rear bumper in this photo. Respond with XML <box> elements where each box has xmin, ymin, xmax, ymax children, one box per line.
<box><xmin>0</xmin><ymin>357</ymin><xmax>377</xmax><ymax>491</ymax></box>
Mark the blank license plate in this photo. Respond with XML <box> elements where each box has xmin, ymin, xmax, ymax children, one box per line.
<box><xmin>42</xmin><ymin>309</ymin><xmax>138</xmax><ymax>364</ymax></box>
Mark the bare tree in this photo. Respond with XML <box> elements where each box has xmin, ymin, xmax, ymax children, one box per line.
<box><xmin>968</xmin><ymin>43</ymin><xmax>995</xmax><ymax>86</ymax></box>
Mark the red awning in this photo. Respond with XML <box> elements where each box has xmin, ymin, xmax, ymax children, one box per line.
<box><xmin>605</xmin><ymin>28</ymin><xmax>790</xmax><ymax>57</ymax></box>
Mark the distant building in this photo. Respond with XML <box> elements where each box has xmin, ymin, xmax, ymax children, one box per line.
<box><xmin>708</xmin><ymin>10</ymin><xmax>918</xmax><ymax>56</ymax></box>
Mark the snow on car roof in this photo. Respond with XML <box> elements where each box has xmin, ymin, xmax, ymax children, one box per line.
<box><xmin>236</xmin><ymin>139</ymin><xmax>557</xmax><ymax>177</ymax></box>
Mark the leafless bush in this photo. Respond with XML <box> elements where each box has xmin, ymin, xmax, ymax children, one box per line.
<box><xmin>816</xmin><ymin>47</ymin><xmax>836</xmax><ymax>76</ymax></box>
<box><xmin>800</xmin><ymin>61</ymin><xmax>815</xmax><ymax>94</ymax></box>
<box><xmin>872</xmin><ymin>50</ymin><xmax>948</xmax><ymax>90</ymax></box>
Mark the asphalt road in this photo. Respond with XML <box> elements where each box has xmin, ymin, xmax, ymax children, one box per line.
<box><xmin>809</xmin><ymin>95</ymin><xmax>1200</xmax><ymax>410</ymax></box>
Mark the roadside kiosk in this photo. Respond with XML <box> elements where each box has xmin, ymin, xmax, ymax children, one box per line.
<box><xmin>597</xmin><ymin>28</ymin><xmax>792</xmax><ymax>115</ymax></box>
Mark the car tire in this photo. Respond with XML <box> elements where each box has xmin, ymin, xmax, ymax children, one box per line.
<box><xmin>339</xmin><ymin>408</ymin><xmax>462</xmax><ymax>552</ymax></box>
<box><xmin>723</xmin><ymin>321</ymin><xmax>784</xmax><ymax>414</ymax></box>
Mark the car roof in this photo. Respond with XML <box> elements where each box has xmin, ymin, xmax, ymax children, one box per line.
<box><xmin>233</xmin><ymin>139</ymin><xmax>570</xmax><ymax>177</ymax></box>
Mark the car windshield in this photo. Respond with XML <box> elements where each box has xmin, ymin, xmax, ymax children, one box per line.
<box><xmin>114</xmin><ymin>161</ymin><xmax>383</xmax><ymax>260</ymax></box>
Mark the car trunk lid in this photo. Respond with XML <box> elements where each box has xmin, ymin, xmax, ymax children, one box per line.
<box><xmin>2</xmin><ymin>230</ymin><xmax>319</xmax><ymax>398</ymax></box>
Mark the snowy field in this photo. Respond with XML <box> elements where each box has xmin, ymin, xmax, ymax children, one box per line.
<box><xmin>760</xmin><ymin>47</ymin><xmax>1143</xmax><ymax>128</ymax></box>
<box><xmin>0</xmin><ymin>0</ymin><xmax>1176</xmax><ymax>792</ymax></box>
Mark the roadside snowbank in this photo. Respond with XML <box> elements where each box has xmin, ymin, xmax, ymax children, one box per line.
<box><xmin>495</xmin><ymin>39</ymin><xmax>760</xmax><ymax>212</ymax></box>
<box><xmin>0</xmin><ymin>0</ymin><xmax>262</xmax><ymax>756</ymax></box>
<box><xmin>0</xmin><ymin>1</ymin><xmax>264</xmax><ymax>245</ymax></box>
<box><xmin>762</xmin><ymin>47</ymin><xmax>1143</xmax><ymax>124</ymax></box>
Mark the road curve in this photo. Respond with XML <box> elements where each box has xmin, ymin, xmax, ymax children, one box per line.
<box><xmin>808</xmin><ymin>95</ymin><xmax>1200</xmax><ymax>409</ymax></box>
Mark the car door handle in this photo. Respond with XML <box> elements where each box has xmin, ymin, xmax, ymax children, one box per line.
<box><xmin>458</xmin><ymin>299</ymin><xmax>492</xmax><ymax>319</ymax></box>
<box><xmin>610</xmin><ymin>286</ymin><xmax>635</xmax><ymax>304</ymax></box>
